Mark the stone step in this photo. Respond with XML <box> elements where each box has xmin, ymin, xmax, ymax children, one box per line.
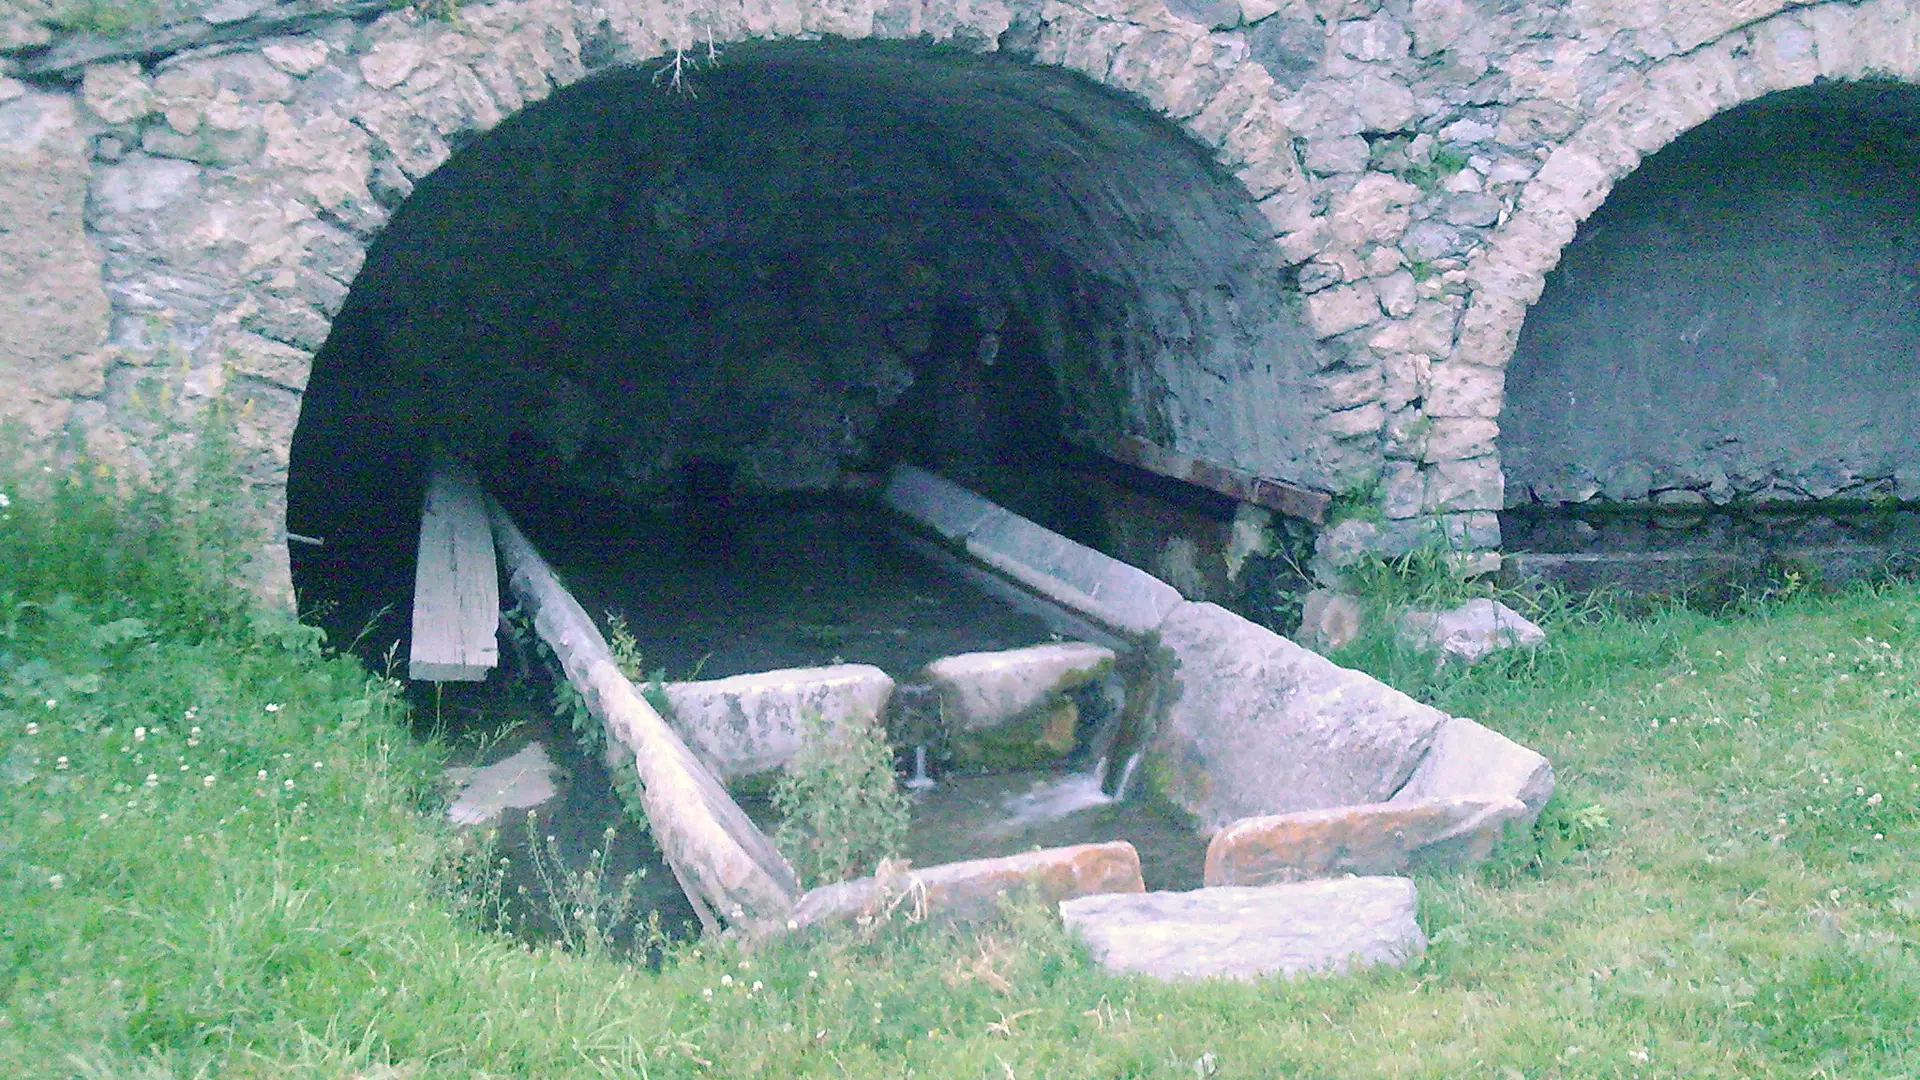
<box><xmin>1059</xmin><ymin>877</ymin><xmax>1425</xmax><ymax>982</ymax></box>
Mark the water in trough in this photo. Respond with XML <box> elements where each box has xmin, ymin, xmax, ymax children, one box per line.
<box><xmin>429</xmin><ymin>488</ymin><xmax>1205</xmax><ymax>947</ymax></box>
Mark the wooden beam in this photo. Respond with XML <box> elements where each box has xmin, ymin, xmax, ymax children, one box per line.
<box><xmin>410</xmin><ymin>452</ymin><xmax>500</xmax><ymax>682</ymax></box>
<box><xmin>484</xmin><ymin>496</ymin><xmax>800</xmax><ymax>932</ymax></box>
<box><xmin>1093</xmin><ymin>436</ymin><xmax>1332</xmax><ymax>525</ymax></box>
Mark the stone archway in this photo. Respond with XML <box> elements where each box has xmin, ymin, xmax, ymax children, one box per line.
<box><xmin>13</xmin><ymin>0</ymin><xmax>1920</xmax><ymax>603</ymax></box>
<box><xmin>1453</xmin><ymin>0</ymin><xmax>1920</xmax><ymax>518</ymax></box>
<box><xmin>58</xmin><ymin>0</ymin><xmax>1326</xmax><ymax>605</ymax></box>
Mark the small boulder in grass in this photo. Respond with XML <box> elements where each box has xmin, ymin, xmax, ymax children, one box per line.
<box><xmin>1399</xmin><ymin>597</ymin><xmax>1545</xmax><ymax>665</ymax></box>
<box><xmin>1296</xmin><ymin>588</ymin><xmax>1365</xmax><ymax>652</ymax></box>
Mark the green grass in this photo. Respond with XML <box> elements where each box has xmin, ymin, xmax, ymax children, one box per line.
<box><xmin>5</xmin><ymin>461</ymin><xmax>1920</xmax><ymax>1077</ymax></box>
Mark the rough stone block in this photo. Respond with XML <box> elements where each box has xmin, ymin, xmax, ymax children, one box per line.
<box><xmin>924</xmin><ymin>641</ymin><xmax>1115</xmax><ymax>730</ymax></box>
<box><xmin>662</xmin><ymin>664</ymin><xmax>894</xmax><ymax>780</ymax></box>
<box><xmin>1399</xmin><ymin>598</ymin><xmax>1545</xmax><ymax>665</ymax></box>
<box><xmin>1202</xmin><ymin>795</ymin><xmax>1529</xmax><ymax>885</ymax></box>
<box><xmin>1425</xmin><ymin>360</ymin><xmax>1503</xmax><ymax>418</ymax></box>
<box><xmin>1295</xmin><ymin>588</ymin><xmax>1364</xmax><ymax>652</ymax></box>
<box><xmin>1149</xmin><ymin>601</ymin><xmax>1449</xmax><ymax>831</ymax></box>
<box><xmin>1060</xmin><ymin>877</ymin><xmax>1425</xmax><ymax>981</ymax></box>
<box><xmin>1390</xmin><ymin>715</ymin><xmax>1554</xmax><ymax>820</ymax></box>
<box><xmin>789</xmin><ymin>841</ymin><xmax>1144</xmax><ymax>930</ymax></box>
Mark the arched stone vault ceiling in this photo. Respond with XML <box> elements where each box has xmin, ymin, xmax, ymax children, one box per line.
<box><xmin>4</xmin><ymin>0</ymin><xmax>1920</xmax><ymax>601</ymax></box>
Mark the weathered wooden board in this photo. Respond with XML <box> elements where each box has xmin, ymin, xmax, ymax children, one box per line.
<box><xmin>410</xmin><ymin>453</ymin><xmax>499</xmax><ymax>682</ymax></box>
<box><xmin>1093</xmin><ymin>435</ymin><xmax>1331</xmax><ymax>525</ymax></box>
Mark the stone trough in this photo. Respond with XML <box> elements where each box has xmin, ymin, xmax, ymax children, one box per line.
<box><xmin>881</xmin><ymin>464</ymin><xmax>1555</xmax><ymax>980</ymax></box>
<box><xmin>442</xmin><ymin>459</ymin><xmax>1552</xmax><ymax>978</ymax></box>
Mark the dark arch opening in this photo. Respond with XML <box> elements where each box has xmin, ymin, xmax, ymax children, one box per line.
<box><xmin>1499</xmin><ymin>80</ymin><xmax>1920</xmax><ymax>582</ymax></box>
<box><xmin>287</xmin><ymin>39</ymin><xmax>1320</xmax><ymax>646</ymax></box>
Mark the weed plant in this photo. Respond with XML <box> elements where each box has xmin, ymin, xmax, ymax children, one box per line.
<box><xmin>772</xmin><ymin>710</ymin><xmax>910</xmax><ymax>888</ymax></box>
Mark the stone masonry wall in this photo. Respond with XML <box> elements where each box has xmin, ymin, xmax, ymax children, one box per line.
<box><xmin>2</xmin><ymin>0</ymin><xmax>1919</xmax><ymax>602</ymax></box>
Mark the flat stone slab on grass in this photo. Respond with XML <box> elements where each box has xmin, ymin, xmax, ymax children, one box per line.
<box><xmin>789</xmin><ymin>841</ymin><xmax>1144</xmax><ymax>930</ymax></box>
<box><xmin>1203</xmin><ymin>795</ymin><xmax>1530</xmax><ymax>886</ymax></box>
<box><xmin>662</xmin><ymin>664</ymin><xmax>894</xmax><ymax>781</ymax></box>
<box><xmin>1060</xmin><ymin>877</ymin><xmax>1425</xmax><ymax>982</ymax></box>
<box><xmin>445</xmin><ymin>742</ymin><xmax>559</xmax><ymax>826</ymax></box>
<box><xmin>1151</xmin><ymin>601</ymin><xmax>1450</xmax><ymax>831</ymax></box>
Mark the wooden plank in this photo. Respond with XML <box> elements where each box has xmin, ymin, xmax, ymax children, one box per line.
<box><xmin>484</xmin><ymin>495</ymin><xmax>799</xmax><ymax>933</ymax></box>
<box><xmin>1092</xmin><ymin>435</ymin><xmax>1332</xmax><ymax>525</ymax></box>
<box><xmin>410</xmin><ymin>452</ymin><xmax>500</xmax><ymax>682</ymax></box>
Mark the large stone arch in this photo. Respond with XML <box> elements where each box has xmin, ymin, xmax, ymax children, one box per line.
<box><xmin>51</xmin><ymin>0</ymin><xmax>1335</xmax><ymax>605</ymax></box>
<box><xmin>1454</xmin><ymin>0</ymin><xmax>1920</xmax><ymax>515</ymax></box>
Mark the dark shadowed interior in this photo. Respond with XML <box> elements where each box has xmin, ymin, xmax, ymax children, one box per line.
<box><xmin>286</xmin><ymin>40</ymin><xmax>1316</xmax><ymax>646</ymax></box>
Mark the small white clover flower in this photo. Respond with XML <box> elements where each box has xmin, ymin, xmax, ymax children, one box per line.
<box><xmin>264</xmin><ymin>703</ymin><xmax>281</xmax><ymax>713</ymax></box>
<box><xmin>44</xmin><ymin>699</ymin><xmax>56</xmax><ymax>709</ymax></box>
<box><xmin>133</xmin><ymin>727</ymin><xmax>146</xmax><ymax>742</ymax></box>
<box><xmin>203</xmin><ymin>775</ymin><xmax>217</xmax><ymax>787</ymax></box>
<box><xmin>143</xmin><ymin>774</ymin><xmax>158</xmax><ymax>788</ymax></box>
<box><xmin>54</xmin><ymin>756</ymin><xmax>68</xmax><ymax>770</ymax></box>
<box><xmin>46</xmin><ymin>873</ymin><xmax>63</xmax><ymax>888</ymax></box>
<box><xmin>257</xmin><ymin>770</ymin><xmax>268</xmax><ymax>780</ymax></box>
<box><xmin>720</xmin><ymin>974</ymin><xmax>733</xmax><ymax>987</ymax></box>
<box><xmin>283</xmin><ymin>779</ymin><xmax>294</xmax><ymax>790</ymax></box>
<box><xmin>24</xmin><ymin>723</ymin><xmax>38</xmax><ymax>736</ymax></box>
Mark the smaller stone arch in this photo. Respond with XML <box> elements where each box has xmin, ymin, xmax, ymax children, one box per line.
<box><xmin>1450</xmin><ymin>0</ymin><xmax>1920</xmax><ymax>413</ymax></box>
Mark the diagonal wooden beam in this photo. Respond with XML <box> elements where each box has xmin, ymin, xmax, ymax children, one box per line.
<box><xmin>1092</xmin><ymin>436</ymin><xmax>1331</xmax><ymax>525</ymax></box>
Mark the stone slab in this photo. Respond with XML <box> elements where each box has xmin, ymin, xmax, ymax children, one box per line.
<box><xmin>1389</xmin><ymin>715</ymin><xmax>1555</xmax><ymax>821</ymax></box>
<box><xmin>445</xmin><ymin>742</ymin><xmax>559</xmax><ymax>826</ymax></box>
<box><xmin>1150</xmin><ymin>601</ymin><xmax>1450</xmax><ymax>832</ymax></box>
<box><xmin>883</xmin><ymin>464</ymin><xmax>1004</xmax><ymax>541</ymax></box>
<box><xmin>789</xmin><ymin>841</ymin><xmax>1144</xmax><ymax>930</ymax></box>
<box><xmin>885</xmin><ymin>464</ymin><xmax>1185</xmax><ymax>638</ymax></box>
<box><xmin>964</xmin><ymin>510</ymin><xmax>1186</xmax><ymax>638</ymax></box>
<box><xmin>1059</xmin><ymin>877</ymin><xmax>1425</xmax><ymax>981</ymax></box>
<box><xmin>661</xmin><ymin>664</ymin><xmax>894</xmax><ymax>781</ymax></box>
<box><xmin>923</xmin><ymin>642</ymin><xmax>1116</xmax><ymax>730</ymax></box>
<box><xmin>1203</xmin><ymin>795</ymin><xmax>1530</xmax><ymax>886</ymax></box>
